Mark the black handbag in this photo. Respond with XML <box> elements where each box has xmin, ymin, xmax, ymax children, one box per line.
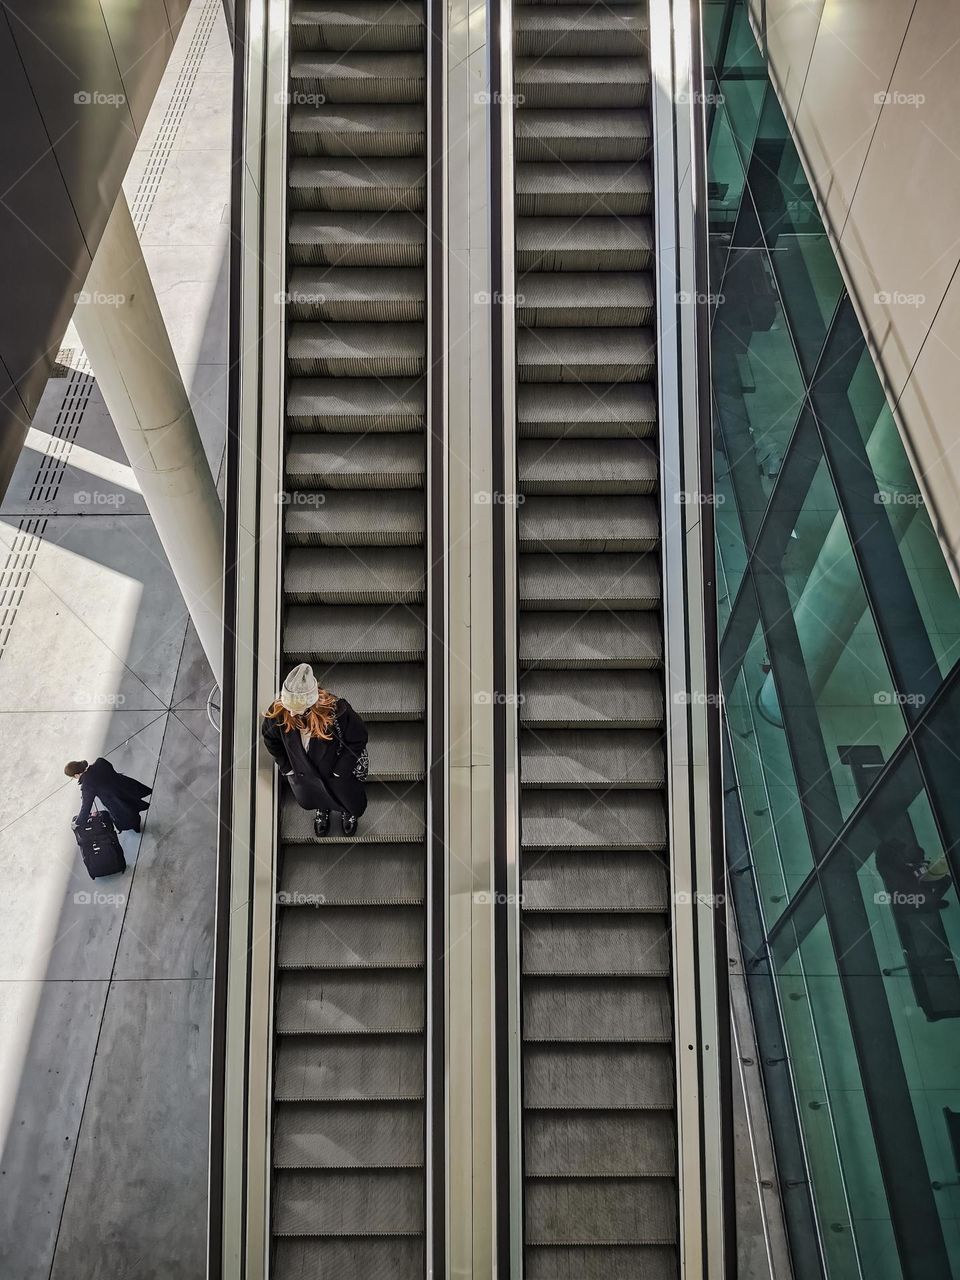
<box><xmin>333</xmin><ymin>712</ymin><xmax>369</xmax><ymax>780</ymax></box>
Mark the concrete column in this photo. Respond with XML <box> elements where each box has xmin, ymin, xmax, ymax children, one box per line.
<box><xmin>72</xmin><ymin>190</ymin><xmax>224</xmax><ymax>683</ymax></box>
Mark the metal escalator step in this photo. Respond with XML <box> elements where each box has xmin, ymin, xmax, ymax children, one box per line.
<box><xmin>516</xmin><ymin>162</ymin><xmax>653</xmax><ymax>216</ymax></box>
<box><xmin>274</xmin><ymin>1101</ymin><xmax>424</xmax><ymax>1169</ymax></box>
<box><xmin>524</xmin><ymin>1043</ymin><xmax>674</xmax><ymax>1109</ymax></box>
<box><xmin>523</xmin><ymin>976</ymin><xmax>673</xmax><ymax>1042</ymax></box>
<box><xmin>291</xmin><ymin>0</ymin><xmax>425</xmax><ymax>52</ymax></box>
<box><xmin>285</xmin><ymin>605</ymin><xmax>425</xmax><ymax>663</ymax></box>
<box><xmin>518</xmin><ymin>273</ymin><xmax>654</xmax><ymax>327</ymax></box>
<box><xmin>525</xmin><ymin>1111</ymin><xmax>676</xmax><ymax>1177</ymax></box>
<box><xmin>280</xmin><ymin>842</ymin><xmax>425</xmax><ymax>905</ymax></box>
<box><xmin>289</xmin><ymin>323</ymin><xmax>424</xmax><ymax>378</ymax></box>
<box><xmin>521</xmin><ymin>914</ymin><xmax>670</xmax><ymax>976</ymax></box>
<box><xmin>519</xmin><ymin>610</ymin><xmax>662</xmax><ymax>669</ymax></box>
<box><xmin>518</xmin><ymin>382</ymin><xmax>656</xmax><ymax>437</ymax></box>
<box><xmin>514</xmin><ymin>56</ymin><xmax>649</xmax><ymax>108</ymax></box>
<box><xmin>524</xmin><ymin>1244</ymin><xmax>678</xmax><ymax>1280</ymax></box>
<box><xmin>519</xmin><ymin>438</ymin><xmax>657</xmax><ymax>494</ymax></box>
<box><xmin>521</xmin><ymin>850</ymin><xmax>668</xmax><ymax>912</ymax></box>
<box><xmin>275</xmin><ymin>974</ymin><xmax>424</xmax><ymax>1036</ymax></box>
<box><xmin>278</xmin><ymin>905</ymin><xmax>425</xmax><ymax>970</ymax></box>
<box><xmin>518</xmin><ymin>328</ymin><xmax>655</xmax><ymax>382</ymax></box>
<box><xmin>290</xmin><ymin>52</ymin><xmax>425</xmax><ymax>103</ymax></box>
<box><xmin>519</xmin><ymin>729</ymin><xmax>664</xmax><ymax>788</ymax></box>
<box><xmin>516</xmin><ymin>109</ymin><xmax>651</xmax><ymax>162</ymax></box>
<box><xmin>287</xmin><ymin>433</ymin><xmax>424</xmax><ymax>488</ymax></box>
<box><xmin>289</xmin><ymin>158</ymin><xmax>425</xmax><ymax>212</ymax></box>
<box><xmin>519</xmin><ymin>494</ymin><xmax>658</xmax><ymax>551</ymax></box>
<box><xmin>524</xmin><ymin>1178</ymin><xmax>676</xmax><ymax>1245</ymax></box>
<box><xmin>289</xmin><ymin>213</ymin><xmax>424</xmax><ymax>267</ymax></box>
<box><xmin>281</xmin><ymin>782</ymin><xmax>425</xmax><ymax>843</ymax></box>
<box><xmin>290</xmin><ymin>105</ymin><xmax>425</xmax><ymax>157</ymax></box>
<box><xmin>273</xmin><ymin>1237</ymin><xmax>425</xmax><ymax>1280</ymax></box>
<box><xmin>285</xmin><ymin>492</ymin><xmax>424</xmax><ymax>547</ymax></box>
<box><xmin>520</xmin><ymin>552</ymin><xmax>659</xmax><ymax>611</ymax></box>
<box><xmin>285</xmin><ymin>547</ymin><xmax>424</xmax><ymax>603</ymax></box>
<box><xmin>288</xmin><ymin>377</ymin><xmax>425</xmax><ymax>430</ymax></box>
<box><xmin>517</xmin><ymin>217</ymin><xmax>653</xmax><ymax>271</ymax></box>
<box><xmin>287</xmin><ymin>268</ymin><xmax>425</xmax><ymax>322</ymax></box>
<box><xmin>273</xmin><ymin>1169</ymin><xmax>423</xmax><ymax>1236</ymax></box>
<box><xmin>275</xmin><ymin>717</ymin><xmax>420</xmax><ymax>782</ymax></box>
<box><xmin>521</xmin><ymin>789</ymin><xmax>665</xmax><ymax>849</ymax></box>
<box><xmin>301</xmin><ymin>662</ymin><xmax>424</xmax><ymax>720</ymax></box>
<box><xmin>519</xmin><ymin>669</ymin><xmax>663</xmax><ymax>727</ymax></box>
<box><xmin>514</xmin><ymin>6</ymin><xmax>648</xmax><ymax>57</ymax></box>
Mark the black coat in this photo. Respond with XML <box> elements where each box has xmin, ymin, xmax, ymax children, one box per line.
<box><xmin>75</xmin><ymin>758</ymin><xmax>152</xmax><ymax>832</ymax></box>
<box><xmin>262</xmin><ymin>697</ymin><xmax>368</xmax><ymax>816</ymax></box>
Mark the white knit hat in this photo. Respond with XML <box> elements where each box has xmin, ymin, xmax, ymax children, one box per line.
<box><xmin>279</xmin><ymin>663</ymin><xmax>319</xmax><ymax>714</ymax></box>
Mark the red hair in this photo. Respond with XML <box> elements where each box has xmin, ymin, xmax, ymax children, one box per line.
<box><xmin>264</xmin><ymin>687</ymin><xmax>338</xmax><ymax>739</ymax></box>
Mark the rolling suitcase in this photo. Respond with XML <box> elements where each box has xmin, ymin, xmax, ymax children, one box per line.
<box><xmin>74</xmin><ymin>804</ymin><xmax>126</xmax><ymax>879</ymax></box>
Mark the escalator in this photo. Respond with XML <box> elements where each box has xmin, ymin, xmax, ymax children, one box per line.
<box><xmin>269</xmin><ymin>1</ymin><xmax>429</xmax><ymax>1273</ymax></box>
<box><xmin>509</xmin><ymin>0</ymin><xmax>678</xmax><ymax>1273</ymax></box>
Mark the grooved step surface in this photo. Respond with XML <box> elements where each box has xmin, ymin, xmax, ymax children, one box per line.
<box><xmin>516</xmin><ymin>161</ymin><xmax>653</xmax><ymax>216</ymax></box>
<box><xmin>525</xmin><ymin>1111</ymin><xmax>676</xmax><ymax>1177</ymax></box>
<box><xmin>522</xmin><ymin>977</ymin><xmax>673</xmax><ymax>1043</ymax></box>
<box><xmin>299</xmin><ymin>663</ymin><xmax>424</xmax><ymax>720</ymax></box>
<box><xmin>275</xmin><ymin>1036</ymin><xmax>425</xmax><ymax>1103</ymax></box>
<box><xmin>515</xmin><ymin>56</ymin><xmax>650</xmax><ymax>108</ymax></box>
<box><xmin>519</xmin><ymin>729</ymin><xmax>664</xmax><ymax>788</ymax></box>
<box><xmin>524</xmin><ymin>1178</ymin><xmax>676</xmax><ymax>1246</ymax></box>
<box><xmin>519</xmin><ymin>438</ymin><xmax>658</xmax><ymax>495</ymax></box>
<box><xmin>517</xmin><ymin>216</ymin><xmax>653</xmax><ymax>271</ymax></box>
<box><xmin>287</xmin><ymin>267</ymin><xmax>425</xmax><ymax>322</ymax></box>
<box><xmin>288</xmin><ymin>323</ymin><xmax>425</xmax><ymax>377</ymax></box>
<box><xmin>284</xmin><ymin>547</ymin><xmax>425</xmax><ymax>604</ymax></box>
<box><xmin>520</xmin><ymin>849</ymin><xmax>668</xmax><ymax>912</ymax></box>
<box><xmin>278</xmin><ymin>905</ymin><xmax>425</xmax><ymax>970</ymax></box>
<box><xmin>517</xmin><ymin>381</ymin><xmax>656</xmax><ymax>436</ymax></box>
<box><xmin>524</xmin><ymin>1245</ymin><xmax>678</xmax><ymax>1280</ymax></box>
<box><xmin>289</xmin><ymin>213</ymin><xmax>424</xmax><ymax>266</ymax></box>
<box><xmin>274</xmin><ymin>1238</ymin><xmax>425</xmax><ymax>1280</ymax></box>
<box><xmin>287</xmin><ymin>377</ymin><xmax>425</xmax><ymax>430</ymax></box>
<box><xmin>291</xmin><ymin>0</ymin><xmax>425</xmax><ymax>51</ymax></box>
<box><xmin>285</xmin><ymin>606</ymin><xmax>425</xmax><ymax>663</ymax></box>
<box><xmin>274</xmin><ymin>1101</ymin><xmax>424</xmax><ymax>1169</ymax></box>
<box><xmin>519</xmin><ymin>552</ymin><xmax>659</xmax><ymax>611</ymax></box>
<box><xmin>280</xmin><ymin>843</ymin><xmax>425</xmax><ymax>905</ymax></box>
<box><xmin>519</xmin><ymin>495</ymin><xmax>659</xmax><ymax>551</ymax></box>
<box><xmin>288</xmin><ymin>433</ymin><xmax>425</xmax><ymax>488</ymax></box>
<box><xmin>515</xmin><ymin>5</ymin><xmax>648</xmax><ymax>56</ymax></box>
<box><xmin>519</xmin><ymin>273</ymin><xmax>655</xmax><ymax>327</ymax></box>
<box><xmin>289</xmin><ymin>158</ymin><xmax>426</xmax><ymax>212</ymax></box>
<box><xmin>281</xmin><ymin>784</ymin><xmax>425</xmax><ymax>843</ymax></box>
<box><xmin>523</xmin><ymin>1044</ymin><xmax>675</xmax><ymax>1110</ymax></box>
<box><xmin>273</xmin><ymin>1170</ymin><xmax>424</xmax><ymax>1236</ymax></box>
<box><xmin>521</xmin><ymin>790</ymin><xmax>666</xmax><ymax>850</ymax></box>
<box><xmin>285</xmin><ymin>491</ymin><xmax>424</xmax><ymax>546</ymax></box>
<box><xmin>517</xmin><ymin>327</ymin><xmax>655</xmax><ymax>382</ymax></box>
<box><xmin>290</xmin><ymin>105</ymin><xmax>426</xmax><ymax>157</ymax></box>
<box><xmin>519</xmin><ymin>669</ymin><xmax>664</xmax><ymax>726</ymax></box>
<box><xmin>290</xmin><ymin>51</ymin><xmax>425</xmax><ymax>102</ymax></box>
<box><xmin>521</xmin><ymin>914</ymin><xmax>670</xmax><ymax>976</ymax></box>
<box><xmin>516</xmin><ymin>109</ymin><xmax>652</xmax><ymax>162</ymax></box>
<box><xmin>275</xmin><ymin>975</ymin><xmax>425</xmax><ymax>1037</ymax></box>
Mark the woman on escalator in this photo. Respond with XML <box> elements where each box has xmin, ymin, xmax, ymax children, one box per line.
<box><xmin>262</xmin><ymin>663</ymin><xmax>368</xmax><ymax>838</ymax></box>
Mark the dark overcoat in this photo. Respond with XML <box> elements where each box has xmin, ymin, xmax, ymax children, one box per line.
<box><xmin>75</xmin><ymin>758</ymin><xmax>152</xmax><ymax>832</ymax></box>
<box><xmin>261</xmin><ymin>697</ymin><xmax>368</xmax><ymax>816</ymax></box>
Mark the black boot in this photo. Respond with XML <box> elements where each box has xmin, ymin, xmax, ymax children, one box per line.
<box><xmin>341</xmin><ymin>811</ymin><xmax>359</xmax><ymax>837</ymax></box>
<box><xmin>313</xmin><ymin>808</ymin><xmax>330</xmax><ymax>838</ymax></box>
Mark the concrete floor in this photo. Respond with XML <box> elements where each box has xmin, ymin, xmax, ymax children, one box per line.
<box><xmin>0</xmin><ymin>2</ymin><xmax>229</xmax><ymax>1276</ymax></box>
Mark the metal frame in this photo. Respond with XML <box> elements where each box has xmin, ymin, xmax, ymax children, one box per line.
<box><xmin>651</xmin><ymin>0</ymin><xmax>729</xmax><ymax>1272</ymax></box>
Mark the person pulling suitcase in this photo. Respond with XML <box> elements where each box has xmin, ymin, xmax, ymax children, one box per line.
<box><xmin>65</xmin><ymin>757</ymin><xmax>152</xmax><ymax>880</ymax></box>
<box><xmin>262</xmin><ymin>663</ymin><xmax>369</xmax><ymax>838</ymax></box>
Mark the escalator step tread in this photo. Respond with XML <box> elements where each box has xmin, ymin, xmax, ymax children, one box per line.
<box><xmin>516</xmin><ymin>110</ymin><xmax>651</xmax><ymax>162</ymax></box>
<box><xmin>285</xmin><ymin>546</ymin><xmax>425</xmax><ymax>603</ymax></box>
<box><xmin>517</xmin><ymin>382</ymin><xmax>656</xmax><ymax>436</ymax></box>
<box><xmin>515</xmin><ymin>5</ymin><xmax>648</xmax><ymax>57</ymax></box>
<box><xmin>275</xmin><ymin>1035</ymin><xmax>425</xmax><ymax>1102</ymax></box>
<box><xmin>515</xmin><ymin>56</ymin><xmax>650</xmax><ymax>109</ymax></box>
<box><xmin>285</xmin><ymin>605</ymin><xmax>425</xmax><ymax>664</ymax></box>
<box><xmin>525</xmin><ymin>1111</ymin><xmax>676</xmax><ymax>1177</ymax></box>
<box><xmin>275</xmin><ymin>976</ymin><xmax>424</xmax><ymax>1037</ymax></box>
<box><xmin>281</xmin><ymin>782</ymin><xmax>425</xmax><ymax>843</ymax></box>
<box><xmin>516</xmin><ymin>162</ymin><xmax>653</xmax><ymax>216</ymax></box>
<box><xmin>518</xmin><ymin>272</ymin><xmax>655</xmax><ymax>328</ymax></box>
<box><xmin>278</xmin><ymin>905</ymin><xmax>425</xmax><ymax>970</ymax></box>
<box><xmin>290</xmin><ymin>51</ymin><xmax>425</xmax><ymax>104</ymax></box>
<box><xmin>519</xmin><ymin>494</ymin><xmax>659</xmax><ymax>550</ymax></box>
<box><xmin>290</xmin><ymin>105</ymin><xmax>426</xmax><ymax>158</ymax></box>
<box><xmin>520</xmin><ymin>610</ymin><xmax>662</xmax><ymax>669</ymax></box>
<box><xmin>284</xmin><ymin>492</ymin><xmax>424</xmax><ymax>547</ymax></box>
<box><xmin>521</xmin><ymin>849</ymin><xmax>668</xmax><ymax>912</ymax></box>
<box><xmin>288</xmin><ymin>158</ymin><xmax>425</xmax><ymax>212</ymax></box>
<box><xmin>521</xmin><ymin>913</ymin><xmax>670</xmax><ymax>977</ymax></box>
<box><xmin>524</xmin><ymin>1043</ymin><xmax>674</xmax><ymax>1109</ymax></box>
<box><xmin>519</xmin><ymin>438</ymin><xmax>657</xmax><ymax>494</ymax></box>
<box><xmin>287</xmin><ymin>267</ymin><xmax>425</xmax><ymax>322</ymax></box>
<box><xmin>523</xmin><ymin>976</ymin><xmax>672</xmax><ymax>1042</ymax></box>
<box><xmin>273</xmin><ymin>1237</ymin><xmax>425</xmax><ymax>1280</ymax></box>
<box><xmin>274</xmin><ymin>1101</ymin><xmax>424</xmax><ymax>1169</ymax></box>
<box><xmin>291</xmin><ymin>0</ymin><xmax>425</xmax><ymax>52</ymax></box>
<box><xmin>287</xmin><ymin>432</ymin><xmax>425</xmax><ymax>487</ymax></box>
<box><xmin>280</xmin><ymin>842</ymin><xmax>425</xmax><ymax>905</ymax></box>
<box><xmin>519</xmin><ymin>668</ymin><xmax>663</xmax><ymax>727</ymax></box>
<box><xmin>519</xmin><ymin>728</ymin><xmax>663</xmax><ymax>788</ymax></box>
<box><xmin>288</xmin><ymin>323</ymin><xmax>425</xmax><ymax>378</ymax></box>
<box><xmin>273</xmin><ymin>1169</ymin><xmax>424</xmax><ymax>1236</ymax></box>
<box><xmin>287</xmin><ymin>377</ymin><xmax>425</xmax><ymax>430</ymax></box>
<box><xmin>520</xmin><ymin>552</ymin><xmax>659</xmax><ymax>610</ymax></box>
<box><xmin>297</xmin><ymin>662</ymin><xmax>424</xmax><ymax>720</ymax></box>
<box><xmin>521</xmin><ymin>789</ymin><xmax>665</xmax><ymax>849</ymax></box>
<box><xmin>524</xmin><ymin>1178</ymin><xmax>676</xmax><ymax>1246</ymax></box>
<box><xmin>524</xmin><ymin>1244</ymin><xmax>678</xmax><ymax>1280</ymax></box>
<box><xmin>517</xmin><ymin>327</ymin><xmax>655</xmax><ymax>381</ymax></box>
